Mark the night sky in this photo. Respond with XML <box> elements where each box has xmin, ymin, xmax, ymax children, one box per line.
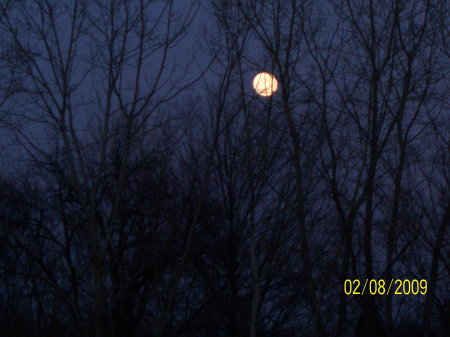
<box><xmin>0</xmin><ymin>1</ymin><xmax>449</xmax><ymax>337</ymax></box>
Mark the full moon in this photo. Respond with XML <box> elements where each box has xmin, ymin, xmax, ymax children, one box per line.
<box><xmin>253</xmin><ymin>72</ymin><xmax>278</xmax><ymax>97</ymax></box>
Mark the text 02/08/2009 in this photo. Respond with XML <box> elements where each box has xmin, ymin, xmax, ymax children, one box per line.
<box><xmin>344</xmin><ymin>279</ymin><xmax>427</xmax><ymax>295</ymax></box>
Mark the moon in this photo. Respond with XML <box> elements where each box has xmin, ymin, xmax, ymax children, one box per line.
<box><xmin>253</xmin><ymin>72</ymin><xmax>278</xmax><ymax>97</ymax></box>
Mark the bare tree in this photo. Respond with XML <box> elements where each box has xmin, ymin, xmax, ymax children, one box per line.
<box><xmin>1</xmin><ymin>1</ymin><xmax>205</xmax><ymax>336</ymax></box>
<box><xmin>0</xmin><ymin>1</ymin><xmax>448</xmax><ymax>337</ymax></box>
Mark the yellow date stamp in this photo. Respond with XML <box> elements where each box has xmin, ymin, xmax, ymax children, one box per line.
<box><xmin>344</xmin><ymin>279</ymin><xmax>427</xmax><ymax>295</ymax></box>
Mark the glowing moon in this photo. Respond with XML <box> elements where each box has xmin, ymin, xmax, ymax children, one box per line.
<box><xmin>253</xmin><ymin>72</ymin><xmax>278</xmax><ymax>97</ymax></box>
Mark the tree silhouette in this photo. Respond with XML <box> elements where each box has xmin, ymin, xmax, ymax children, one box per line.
<box><xmin>0</xmin><ymin>0</ymin><xmax>448</xmax><ymax>337</ymax></box>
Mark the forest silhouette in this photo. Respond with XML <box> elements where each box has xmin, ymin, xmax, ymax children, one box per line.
<box><xmin>0</xmin><ymin>1</ymin><xmax>448</xmax><ymax>336</ymax></box>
